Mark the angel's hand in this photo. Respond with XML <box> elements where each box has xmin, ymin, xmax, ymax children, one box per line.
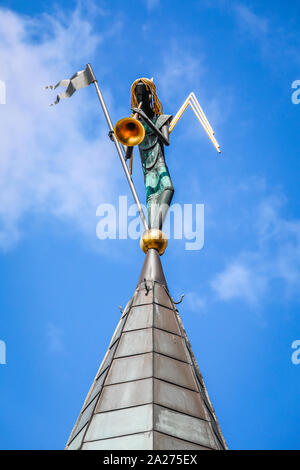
<box><xmin>131</xmin><ymin>107</ymin><xmax>148</xmax><ymax>120</ymax></box>
<box><xmin>125</xmin><ymin>146</ymin><xmax>133</xmax><ymax>161</ymax></box>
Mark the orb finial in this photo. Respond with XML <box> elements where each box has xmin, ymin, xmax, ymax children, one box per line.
<box><xmin>140</xmin><ymin>229</ymin><xmax>168</xmax><ymax>255</ymax></box>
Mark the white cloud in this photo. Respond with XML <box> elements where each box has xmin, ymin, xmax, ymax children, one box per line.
<box><xmin>211</xmin><ymin>195</ymin><xmax>300</xmax><ymax>305</ymax></box>
<box><xmin>211</xmin><ymin>262</ymin><xmax>267</xmax><ymax>304</ymax></box>
<box><xmin>0</xmin><ymin>7</ymin><xmax>119</xmax><ymax>250</ymax></box>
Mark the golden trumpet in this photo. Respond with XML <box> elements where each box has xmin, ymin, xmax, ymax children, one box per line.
<box><xmin>114</xmin><ymin>104</ymin><xmax>145</xmax><ymax>147</ymax></box>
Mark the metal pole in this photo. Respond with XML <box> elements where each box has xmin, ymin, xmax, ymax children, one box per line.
<box><xmin>86</xmin><ymin>63</ymin><xmax>148</xmax><ymax>231</ymax></box>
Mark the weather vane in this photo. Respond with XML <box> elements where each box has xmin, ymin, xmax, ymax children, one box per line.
<box><xmin>46</xmin><ymin>63</ymin><xmax>220</xmax><ymax>254</ymax></box>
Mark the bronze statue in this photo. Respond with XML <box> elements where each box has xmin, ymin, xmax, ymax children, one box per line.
<box><xmin>114</xmin><ymin>77</ymin><xmax>221</xmax><ymax>240</ymax></box>
<box><xmin>126</xmin><ymin>79</ymin><xmax>174</xmax><ymax>231</ymax></box>
<box><xmin>47</xmin><ymin>66</ymin><xmax>220</xmax><ymax>254</ymax></box>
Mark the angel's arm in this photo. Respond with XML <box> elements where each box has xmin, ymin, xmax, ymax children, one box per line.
<box><xmin>131</xmin><ymin>108</ymin><xmax>170</xmax><ymax>146</ymax></box>
<box><xmin>108</xmin><ymin>130</ymin><xmax>133</xmax><ymax>160</ymax></box>
<box><xmin>161</xmin><ymin>122</ymin><xmax>170</xmax><ymax>146</ymax></box>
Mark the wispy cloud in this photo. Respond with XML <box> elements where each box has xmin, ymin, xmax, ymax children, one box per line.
<box><xmin>0</xmin><ymin>6</ymin><xmax>119</xmax><ymax>250</ymax></box>
<box><xmin>233</xmin><ymin>2</ymin><xmax>300</xmax><ymax>68</ymax></box>
<box><xmin>211</xmin><ymin>194</ymin><xmax>300</xmax><ymax>305</ymax></box>
<box><xmin>155</xmin><ymin>41</ymin><xmax>226</xmax><ymax>142</ymax></box>
<box><xmin>211</xmin><ymin>262</ymin><xmax>267</xmax><ymax>304</ymax></box>
<box><xmin>234</xmin><ymin>4</ymin><xmax>269</xmax><ymax>38</ymax></box>
<box><xmin>157</xmin><ymin>43</ymin><xmax>205</xmax><ymax>101</ymax></box>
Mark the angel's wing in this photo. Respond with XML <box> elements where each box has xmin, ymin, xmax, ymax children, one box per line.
<box><xmin>169</xmin><ymin>92</ymin><xmax>221</xmax><ymax>154</ymax></box>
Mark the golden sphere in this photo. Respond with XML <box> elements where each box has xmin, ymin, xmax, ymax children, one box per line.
<box><xmin>140</xmin><ymin>229</ymin><xmax>168</xmax><ymax>255</ymax></box>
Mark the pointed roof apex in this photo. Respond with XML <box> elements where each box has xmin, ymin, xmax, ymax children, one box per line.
<box><xmin>137</xmin><ymin>249</ymin><xmax>168</xmax><ymax>289</ymax></box>
<box><xmin>66</xmin><ymin>250</ymin><xmax>227</xmax><ymax>450</ymax></box>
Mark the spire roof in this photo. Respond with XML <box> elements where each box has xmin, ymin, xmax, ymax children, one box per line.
<box><xmin>137</xmin><ymin>247</ymin><xmax>168</xmax><ymax>288</ymax></box>
<box><xmin>66</xmin><ymin>249</ymin><xmax>227</xmax><ymax>450</ymax></box>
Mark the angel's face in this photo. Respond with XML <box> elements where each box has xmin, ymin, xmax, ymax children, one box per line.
<box><xmin>135</xmin><ymin>82</ymin><xmax>151</xmax><ymax>107</ymax></box>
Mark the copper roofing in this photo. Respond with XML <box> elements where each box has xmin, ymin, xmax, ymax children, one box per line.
<box><xmin>65</xmin><ymin>249</ymin><xmax>227</xmax><ymax>450</ymax></box>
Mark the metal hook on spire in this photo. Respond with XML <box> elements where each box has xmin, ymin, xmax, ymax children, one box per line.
<box><xmin>173</xmin><ymin>294</ymin><xmax>185</xmax><ymax>305</ymax></box>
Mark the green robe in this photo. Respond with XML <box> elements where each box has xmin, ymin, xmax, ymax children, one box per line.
<box><xmin>138</xmin><ymin>114</ymin><xmax>174</xmax><ymax>225</ymax></box>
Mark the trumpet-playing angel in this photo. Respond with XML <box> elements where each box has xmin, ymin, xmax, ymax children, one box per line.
<box><xmin>46</xmin><ymin>65</ymin><xmax>220</xmax><ymax>236</ymax></box>
<box><xmin>121</xmin><ymin>77</ymin><xmax>221</xmax><ymax>231</ymax></box>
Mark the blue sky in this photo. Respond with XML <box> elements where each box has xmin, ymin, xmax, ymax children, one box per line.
<box><xmin>0</xmin><ymin>0</ymin><xmax>300</xmax><ymax>450</ymax></box>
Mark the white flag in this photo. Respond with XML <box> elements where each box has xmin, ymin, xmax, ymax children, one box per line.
<box><xmin>46</xmin><ymin>65</ymin><xmax>94</xmax><ymax>106</ymax></box>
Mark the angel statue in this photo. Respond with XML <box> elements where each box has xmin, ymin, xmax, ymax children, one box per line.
<box><xmin>114</xmin><ymin>77</ymin><xmax>220</xmax><ymax>240</ymax></box>
<box><xmin>46</xmin><ymin>65</ymin><xmax>220</xmax><ymax>254</ymax></box>
<box><xmin>125</xmin><ymin>78</ymin><xmax>174</xmax><ymax>231</ymax></box>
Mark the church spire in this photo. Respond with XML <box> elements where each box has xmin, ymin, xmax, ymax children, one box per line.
<box><xmin>65</xmin><ymin>249</ymin><xmax>227</xmax><ymax>450</ymax></box>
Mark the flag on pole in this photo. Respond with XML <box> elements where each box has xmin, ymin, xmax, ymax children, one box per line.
<box><xmin>45</xmin><ymin>62</ymin><xmax>148</xmax><ymax>230</ymax></box>
<box><xmin>45</xmin><ymin>65</ymin><xmax>95</xmax><ymax>106</ymax></box>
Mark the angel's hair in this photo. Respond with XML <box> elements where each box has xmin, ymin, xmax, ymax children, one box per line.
<box><xmin>130</xmin><ymin>77</ymin><xmax>163</xmax><ymax>115</ymax></box>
